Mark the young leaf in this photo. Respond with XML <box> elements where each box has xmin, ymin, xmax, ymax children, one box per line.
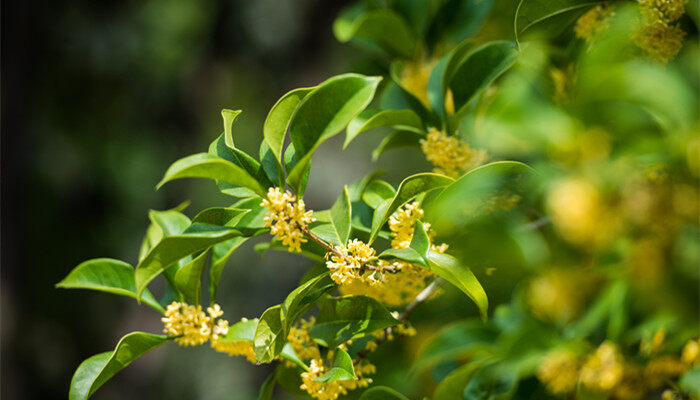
<box><xmin>173</xmin><ymin>249</ymin><xmax>209</xmax><ymax>304</ymax></box>
<box><xmin>313</xmin><ymin>348</ymin><xmax>356</xmax><ymax>382</ymax></box>
<box><xmin>330</xmin><ymin>186</ymin><xmax>352</xmax><ymax>245</ymax></box>
<box><xmin>311</xmin><ymin>295</ymin><xmax>400</xmax><ymax>347</ymax></box>
<box><xmin>221</xmin><ymin>109</ymin><xmax>242</xmax><ymax>149</ymax></box>
<box><xmin>426</xmin><ymin>250</ymin><xmax>488</xmax><ymax>321</ymax></box>
<box><xmin>135</xmin><ymin>224</ymin><xmax>247</xmax><ymax>299</ymax></box>
<box><xmin>334</xmin><ymin>9</ymin><xmax>417</xmax><ymax>58</ymax></box>
<box><xmin>369</xmin><ymin>173</ymin><xmax>454</xmax><ymax>244</ymax></box>
<box><xmin>360</xmin><ymin>386</ymin><xmax>410</xmax><ymax>400</ymax></box>
<box><xmin>409</xmin><ymin>220</ymin><xmax>431</xmax><ymax>261</ymax></box>
<box><xmin>287</xmin><ymin>74</ymin><xmax>381</xmax><ymax>194</ymax></box>
<box><xmin>448</xmin><ymin>41</ymin><xmax>518</xmax><ymax>117</ymax></box>
<box><xmin>280</xmin><ymin>343</ymin><xmax>309</xmax><ymax>371</ymax></box>
<box><xmin>362</xmin><ymin>180</ymin><xmax>396</xmax><ymax>209</ymax></box>
<box><xmin>345</xmin><ymin>108</ymin><xmax>424</xmax><ymax>148</ymax></box>
<box><xmin>209</xmin><ymin>237</ymin><xmax>248</xmax><ymax>304</ymax></box>
<box><xmin>156</xmin><ymin>153</ymin><xmax>266</xmax><ymax>197</ymax></box>
<box><xmin>264</xmin><ymin>87</ymin><xmax>315</xmax><ymax>161</ymax></box>
<box><xmin>56</xmin><ymin>259</ymin><xmax>164</xmax><ymax>313</ymax></box>
<box><xmin>69</xmin><ymin>332</ymin><xmax>171</xmax><ymax>400</ymax></box>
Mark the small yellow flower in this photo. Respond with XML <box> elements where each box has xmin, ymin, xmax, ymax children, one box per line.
<box><xmin>211</xmin><ymin>340</ymin><xmax>257</xmax><ymax>363</ymax></box>
<box><xmin>547</xmin><ymin>177</ymin><xmax>608</xmax><ymax>246</ymax></box>
<box><xmin>300</xmin><ymin>358</ymin><xmax>375</xmax><ymax>400</ymax></box>
<box><xmin>287</xmin><ymin>317</ymin><xmax>322</xmax><ymax>362</ymax></box>
<box><xmin>640</xmin><ymin>328</ymin><xmax>666</xmax><ymax>355</ymax></box>
<box><xmin>325</xmin><ymin>239</ymin><xmax>377</xmax><ymax>285</ymax></box>
<box><xmin>575</xmin><ymin>4</ymin><xmax>616</xmax><ymax>43</ymax></box>
<box><xmin>261</xmin><ymin>187</ymin><xmax>315</xmax><ymax>252</ymax></box>
<box><xmin>537</xmin><ymin>349</ymin><xmax>581</xmax><ymax>395</ymax></box>
<box><xmin>633</xmin><ymin>21</ymin><xmax>685</xmax><ymax>63</ymax></box>
<box><xmin>420</xmin><ymin>129</ymin><xmax>488</xmax><ymax>178</ymax></box>
<box><xmin>681</xmin><ymin>339</ymin><xmax>699</xmax><ymax>365</ymax></box>
<box><xmin>162</xmin><ymin>302</ymin><xmax>230</xmax><ymax>347</ymax></box>
<box><xmin>580</xmin><ymin>341</ymin><xmax>625</xmax><ymax>391</ymax></box>
<box><xmin>643</xmin><ymin>355</ymin><xmax>688</xmax><ymax>388</ymax></box>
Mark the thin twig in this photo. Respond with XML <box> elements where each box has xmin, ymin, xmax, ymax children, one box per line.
<box><xmin>399</xmin><ymin>278</ymin><xmax>442</xmax><ymax>320</ymax></box>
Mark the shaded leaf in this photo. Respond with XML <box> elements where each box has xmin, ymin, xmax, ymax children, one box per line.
<box><xmin>263</xmin><ymin>87</ymin><xmax>315</xmax><ymax>161</ymax></box>
<box><xmin>257</xmin><ymin>370</ymin><xmax>277</xmax><ymax>400</ymax></box>
<box><xmin>434</xmin><ymin>362</ymin><xmax>483</xmax><ymax>400</ymax></box>
<box><xmin>372</xmin><ymin>129</ymin><xmax>424</xmax><ymax>161</ymax></box>
<box><xmin>360</xmin><ymin>386</ymin><xmax>410</xmax><ymax>400</ymax></box>
<box><xmin>427</xmin><ymin>250</ymin><xmax>488</xmax><ymax>321</ymax></box>
<box><xmin>345</xmin><ymin>108</ymin><xmax>424</xmax><ymax>148</ymax></box>
<box><xmin>330</xmin><ymin>186</ymin><xmax>352</xmax><ymax>246</ymax></box>
<box><xmin>173</xmin><ymin>249</ymin><xmax>209</xmax><ymax>304</ymax></box>
<box><xmin>209</xmin><ymin>237</ymin><xmax>248</xmax><ymax>304</ymax></box>
<box><xmin>334</xmin><ymin>9</ymin><xmax>417</xmax><ymax>58</ymax></box>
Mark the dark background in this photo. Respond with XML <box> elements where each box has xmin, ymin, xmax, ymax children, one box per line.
<box><xmin>1</xmin><ymin>1</ymin><xmax>439</xmax><ymax>398</ymax></box>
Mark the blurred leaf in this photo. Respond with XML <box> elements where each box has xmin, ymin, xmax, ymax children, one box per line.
<box><xmin>428</xmin><ymin>39</ymin><xmax>475</xmax><ymax>118</ymax></box>
<box><xmin>427</xmin><ymin>250</ymin><xmax>488</xmax><ymax>321</ymax></box>
<box><xmin>69</xmin><ymin>332</ymin><xmax>171</xmax><ymax>400</ymax></box>
<box><xmin>362</xmin><ymin>179</ymin><xmax>396</xmax><ymax>209</ymax></box>
<box><xmin>330</xmin><ymin>186</ymin><xmax>352</xmax><ymax>245</ymax></box>
<box><xmin>57</xmin><ymin>258</ymin><xmax>164</xmax><ymax>313</ymax></box>
<box><xmin>345</xmin><ymin>108</ymin><xmax>424</xmax><ymax>148</ymax></box>
<box><xmin>311</xmin><ymin>295</ymin><xmax>400</xmax><ymax>347</ymax></box>
<box><xmin>369</xmin><ymin>173</ymin><xmax>454</xmax><ymax>244</ymax></box>
<box><xmin>448</xmin><ymin>41</ymin><xmax>518</xmax><ymax>118</ymax></box>
<box><xmin>313</xmin><ymin>348</ymin><xmax>356</xmax><ymax>382</ymax></box>
<box><xmin>173</xmin><ymin>249</ymin><xmax>209</xmax><ymax>304</ymax></box>
<box><xmin>389</xmin><ymin>62</ymin><xmax>441</xmax><ymax>127</ymax></box>
<box><xmin>156</xmin><ymin>153</ymin><xmax>266</xmax><ymax>197</ymax></box>
<box><xmin>360</xmin><ymin>386</ymin><xmax>410</xmax><ymax>400</ymax></box>
<box><xmin>264</xmin><ymin>87</ymin><xmax>315</xmax><ymax>161</ymax></box>
<box><xmin>434</xmin><ymin>362</ymin><xmax>483</xmax><ymax>400</ymax></box>
<box><xmin>334</xmin><ymin>9</ymin><xmax>417</xmax><ymax>58</ymax></box>
<box><xmin>429</xmin><ymin>0</ymin><xmax>493</xmax><ymax>46</ymax></box>
<box><xmin>414</xmin><ymin>320</ymin><xmax>497</xmax><ymax>372</ymax></box>
<box><xmin>463</xmin><ymin>365</ymin><xmax>518</xmax><ymax>400</ymax></box>
<box><xmin>257</xmin><ymin>370</ymin><xmax>277</xmax><ymax>400</ymax></box>
<box><xmin>372</xmin><ymin>129</ymin><xmax>424</xmax><ymax>161</ymax></box>
<box><xmin>514</xmin><ymin>0</ymin><xmax>600</xmax><ymax>42</ymax></box>
<box><xmin>679</xmin><ymin>367</ymin><xmax>700</xmax><ymax>395</ymax></box>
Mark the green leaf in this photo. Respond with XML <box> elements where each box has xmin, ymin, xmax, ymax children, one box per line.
<box><xmin>362</xmin><ymin>179</ymin><xmax>396</xmax><ymax>209</ymax></box>
<box><xmin>369</xmin><ymin>173</ymin><xmax>454</xmax><ymax>244</ymax></box>
<box><xmin>282</xmin><ymin>271</ymin><xmax>336</xmax><ymax>330</ymax></box>
<box><xmin>334</xmin><ymin>9</ymin><xmax>417</xmax><ymax>58</ymax></box>
<box><xmin>219</xmin><ymin>318</ymin><xmax>259</xmax><ymax>342</ymax></box>
<box><xmin>378</xmin><ymin>247</ymin><xmax>427</xmax><ymax>267</ymax></box>
<box><xmin>173</xmin><ymin>249</ymin><xmax>209</xmax><ymax>304</ymax></box>
<box><xmin>514</xmin><ymin>0</ymin><xmax>600</xmax><ymax>43</ymax></box>
<box><xmin>409</xmin><ymin>220</ymin><xmax>431</xmax><ymax>261</ymax></box>
<box><xmin>360</xmin><ymin>386</ymin><xmax>410</xmax><ymax>400</ymax></box>
<box><xmin>263</xmin><ymin>87</ymin><xmax>315</xmax><ymax>161</ymax></box>
<box><xmin>157</xmin><ymin>153</ymin><xmax>266</xmax><ymax>197</ymax></box>
<box><xmin>221</xmin><ymin>109</ymin><xmax>243</xmax><ymax>149</ymax></box>
<box><xmin>287</xmin><ymin>74</ymin><xmax>381</xmax><ymax>194</ymax></box>
<box><xmin>257</xmin><ymin>371</ymin><xmax>277</xmax><ymax>400</ymax></box>
<box><xmin>330</xmin><ymin>186</ymin><xmax>352</xmax><ymax>245</ymax></box>
<box><xmin>679</xmin><ymin>367</ymin><xmax>700</xmax><ymax>395</ymax></box>
<box><xmin>192</xmin><ymin>207</ymin><xmax>249</xmax><ymax>226</ymax></box>
<box><xmin>413</xmin><ymin>320</ymin><xmax>497</xmax><ymax>373</ymax></box>
<box><xmin>69</xmin><ymin>332</ymin><xmax>171</xmax><ymax>400</ymax></box>
<box><xmin>313</xmin><ymin>348</ymin><xmax>356</xmax><ymax>382</ymax></box>
<box><xmin>57</xmin><ymin>259</ymin><xmax>164</xmax><ymax>313</ymax></box>
<box><xmin>448</xmin><ymin>41</ymin><xmax>518</xmax><ymax>117</ymax></box>
<box><xmin>209</xmin><ymin>134</ymin><xmax>273</xmax><ymax>196</ymax></box>
<box><xmin>434</xmin><ymin>362</ymin><xmax>483</xmax><ymax>400</ymax></box>
<box><xmin>426</xmin><ymin>250</ymin><xmax>488</xmax><ymax>321</ymax></box>
<box><xmin>372</xmin><ymin>129</ymin><xmax>424</xmax><ymax>161</ymax></box>
<box><xmin>345</xmin><ymin>108</ymin><xmax>424</xmax><ymax>148</ymax></box>
<box><xmin>280</xmin><ymin>343</ymin><xmax>309</xmax><ymax>371</ymax></box>
<box><xmin>253</xmin><ymin>305</ymin><xmax>285</xmax><ymax>363</ymax></box>
<box><xmin>311</xmin><ymin>295</ymin><xmax>400</xmax><ymax>347</ymax></box>
<box><xmin>135</xmin><ymin>224</ymin><xmax>247</xmax><ymax>299</ymax></box>
<box><xmin>427</xmin><ymin>39</ymin><xmax>475</xmax><ymax>118</ymax></box>
<box><xmin>209</xmin><ymin>237</ymin><xmax>248</xmax><ymax>304</ymax></box>
<box><xmin>259</xmin><ymin>140</ymin><xmax>285</xmax><ymax>188</ymax></box>
<box><xmin>426</xmin><ymin>161</ymin><xmax>534</xmax><ymax>233</ymax></box>
<box><xmin>429</xmin><ymin>0</ymin><xmax>493</xmax><ymax>45</ymax></box>
<box><xmin>389</xmin><ymin>62</ymin><xmax>440</xmax><ymax>127</ymax></box>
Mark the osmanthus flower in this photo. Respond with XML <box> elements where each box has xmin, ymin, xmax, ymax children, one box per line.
<box><xmin>537</xmin><ymin>349</ymin><xmax>582</xmax><ymax>395</ymax></box>
<box><xmin>325</xmin><ymin>239</ymin><xmax>380</xmax><ymax>285</ymax></box>
<box><xmin>526</xmin><ymin>268</ymin><xmax>595</xmax><ymax>324</ymax></box>
<box><xmin>162</xmin><ymin>302</ymin><xmax>230</xmax><ymax>347</ymax></box>
<box><xmin>575</xmin><ymin>4</ymin><xmax>616</xmax><ymax>43</ymax></box>
<box><xmin>300</xmin><ymin>359</ymin><xmax>375</xmax><ymax>400</ymax></box>
<box><xmin>287</xmin><ymin>317</ymin><xmax>322</xmax><ymax>363</ymax></box>
<box><xmin>579</xmin><ymin>341</ymin><xmax>625</xmax><ymax>391</ymax></box>
<box><xmin>420</xmin><ymin>129</ymin><xmax>488</xmax><ymax>178</ymax></box>
<box><xmin>261</xmin><ymin>187</ymin><xmax>315</xmax><ymax>253</ymax></box>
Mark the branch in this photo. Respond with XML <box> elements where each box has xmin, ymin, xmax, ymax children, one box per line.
<box><xmin>399</xmin><ymin>278</ymin><xmax>442</xmax><ymax>320</ymax></box>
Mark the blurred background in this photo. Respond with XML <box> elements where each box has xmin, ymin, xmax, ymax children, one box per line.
<box><xmin>3</xmin><ymin>0</ymin><xmax>699</xmax><ymax>399</ymax></box>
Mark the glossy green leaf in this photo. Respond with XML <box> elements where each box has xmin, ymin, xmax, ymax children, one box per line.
<box><xmin>448</xmin><ymin>41</ymin><xmax>518</xmax><ymax>117</ymax></box>
<box><xmin>260</xmin><ymin>140</ymin><xmax>285</xmax><ymax>188</ymax></box>
<box><xmin>427</xmin><ymin>39</ymin><xmax>475</xmax><ymax>118</ymax></box>
<box><xmin>345</xmin><ymin>108</ymin><xmax>423</xmax><ymax>148</ymax></box>
<box><xmin>313</xmin><ymin>348</ymin><xmax>356</xmax><ymax>382</ymax></box>
<box><xmin>372</xmin><ymin>130</ymin><xmax>424</xmax><ymax>161</ymax></box>
<box><xmin>135</xmin><ymin>224</ymin><xmax>246</xmax><ymax>298</ymax></box>
<box><xmin>209</xmin><ymin>134</ymin><xmax>273</xmax><ymax>196</ymax></box>
<box><xmin>427</xmin><ymin>250</ymin><xmax>488</xmax><ymax>321</ymax></box>
<box><xmin>287</xmin><ymin>74</ymin><xmax>381</xmax><ymax>194</ymax></box>
<box><xmin>434</xmin><ymin>362</ymin><xmax>483</xmax><ymax>400</ymax></box>
<box><xmin>156</xmin><ymin>153</ymin><xmax>266</xmax><ymax>197</ymax></box>
<box><xmin>221</xmin><ymin>109</ymin><xmax>242</xmax><ymax>149</ymax></box>
<box><xmin>209</xmin><ymin>237</ymin><xmax>248</xmax><ymax>304</ymax></box>
<box><xmin>360</xmin><ymin>386</ymin><xmax>410</xmax><ymax>400</ymax></box>
<box><xmin>192</xmin><ymin>207</ymin><xmax>249</xmax><ymax>226</ymax></box>
<box><xmin>57</xmin><ymin>259</ymin><xmax>164</xmax><ymax>313</ymax></box>
<box><xmin>220</xmin><ymin>318</ymin><xmax>259</xmax><ymax>342</ymax></box>
<box><xmin>280</xmin><ymin>343</ymin><xmax>309</xmax><ymax>371</ymax></box>
<box><xmin>257</xmin><ymin>371</ymin><xmax>277</xmax><ymax>400</ymax></box>
<box><xmin>330</xmin><ymin>186</ymin><xmax>352</xmax><ymax>245</ymax></box>
<box><xmin>263</xmin><ymin>87</ymin><xmax>314</xmax><ymax>161</ymax></box>
<box><xmin>69</xmin><ymin>332</ymin><xmax>171</xmax><ymax>400</ymax></box>
<box><xmin>679</xmin><ymin>367</ymin><xmax>700</xmax><ymax>395</ymax></box>
<box><xmin>173</xmin><ymin>249</ymin><xmax>209</xmax><ymax>304</ymax></box>
<box><xmin>311</xmin><ymin>295</ymin><xmax>400</xmax><ymax>347</ymax></box>
<box><xmin>409</xmin><ymin>220</ymin><xmax>431</xmax><ymax>260</ymax></box>
<box><xmin>378</xmin><ymin>247</ymin><xmax>427</xmax><ymax>267</ymax></box>
<box><xmin>281</xmin><ymin>272</ymin><xmax>336</xmax><ymax>328</ymax></box>
<box><xmin>253</xmin><ymin>305</ymin><xmax>285</xmax><ymax>363</ymax></box>
<box><xmin>334</xmin><ymin>9</ymin><xmax>417</xmax><ymax>58</ymax></box>
<box><xmin>362</xmin><ymin>179</ymin><xmax>396</xmax><ymax>209</ymax></box>
<box><xmin>369</xmin><ymin>173</ymin><xmax>454</xmax><ymax>244</ymax></box>
<box><xmin>514</xmin><ymin>0</ymin><xmax>600</xmax><ymax>42</ymax></box>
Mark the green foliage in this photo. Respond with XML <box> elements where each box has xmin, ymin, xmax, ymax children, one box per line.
<box><xmin>313</xmin><ymin>348</ymin><xmax>356</xmax><ymax>382</ymax></box>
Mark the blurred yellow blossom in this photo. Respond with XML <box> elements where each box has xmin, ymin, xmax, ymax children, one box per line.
<box><xmin>300</xmin><ymin>358</ymin><xmax>375</xmax><ymax>400</ymax></box>
<box><xmin>537</xmin><ymin>349</ymin><xmax>581</xmax><ymax>395</ymax></box>
<box><xmin>575</xmin><ymin>4</ymin><xmax>616</xmax><ymax>43</ymax></box>
<box><xmin>527</xmin><ymin>268</ymin><xmax>594</xmax><ymax>324</ymax></box>
<box><xmin>420</xmin><ymin>129</ymin><xmax>488</xmax><ymax>178</ymax></box>
<box><xmin>580</xmin><ymin>341</ymin><xmax>624</xmax><ymax>391</ymax></box>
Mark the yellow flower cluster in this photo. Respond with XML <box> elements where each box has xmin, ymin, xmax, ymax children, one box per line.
<box><xmin>325</xmin><ymin>239</ymin><xmax>380</xmax><ymax>285</ymax></box>
<box><xmin>420</xmin><ymin>129</ymin><xmax>488</xmax><ymax>178</ymax></box>
<box><xmin>633</xmin><ymin>19</ymin><xmax>685</xmax><ymax>63</ymax></box>
<box><xmin>162</xmin><ymin>302</ymin><xmax>229</xmax><ymax>347</ymax></box>
<box><xmin>538</xmin><ymin>338</ymin><xmax>699</xmax><ymax>398</ymax></box>
<box><xmin>300</xmin><ymin>359</ymin><xmax>375</xmax><ymax>400</ymax></box>
<box><xmin>575</xmin><ymin>4</ymin><xmax>616</xmax><ymax>43</ymax></box>
<box><xmin>526</xmin><ymin>268</ymin><xmax>594</xmax><ymax>324</ymax></box>
<box><xmin>261</xmin><ymin>187</ymin><xmax>315</xmax><ymax>252</ymax></box>
<box><xmin>339</xmin><ymin>202</ymin><xmax>446</xmax><ymax>306</ymax></box>
<box><xmin>400</xmin><ymin>59</ymin><xmax>435</xmax><ymax>108</ymax></box>
<box><xmin>287</xmin><ymin>317</ymin><xmax>321</xmax><ymax>362</ymax></box>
